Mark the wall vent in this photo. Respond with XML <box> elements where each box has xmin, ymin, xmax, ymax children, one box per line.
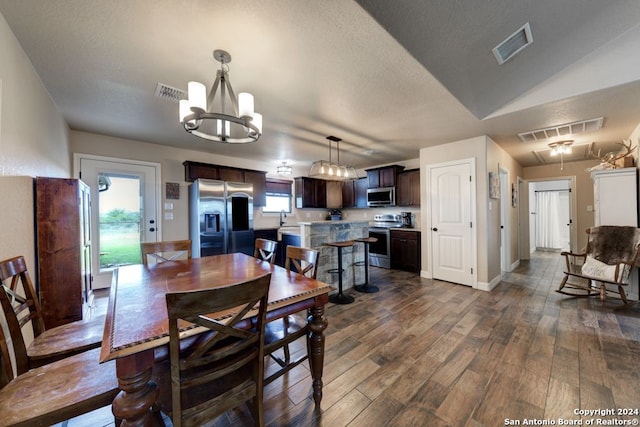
<box><xmin>518</xmin><ymin>117</ymin><xmax>604</xmax><ymax>143</ymax></box>
<box><xmin>154</xmin><ymin>83</ymin><xmax>187</xmax><ymax>102</ymax></box>
<box><xmin>492</xmin><ymin>22</ymin><xmax>533</xmax><ymax>65</ymax></box>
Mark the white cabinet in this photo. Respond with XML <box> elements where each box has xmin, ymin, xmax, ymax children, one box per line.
<box><xmin>591</xmin><ymin>167</ymin><xmax>639</xmax><ymax>300</ymax></box>
<box><xmin>591</xmin><ymin>168</ymin><xmax>637</xmax><ymax>226</ymax></box>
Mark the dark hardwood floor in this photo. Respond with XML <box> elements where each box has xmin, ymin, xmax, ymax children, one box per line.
<box><xmin>58</xmin><ymin>251</ymin><xmax>640</xmax><ymax>426</ymax></box>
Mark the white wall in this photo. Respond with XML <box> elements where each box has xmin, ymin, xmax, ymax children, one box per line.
<box><xmin>0</xmin><ymin>12</ymin><xmax>71</xmax><ymax>269</ymax></box>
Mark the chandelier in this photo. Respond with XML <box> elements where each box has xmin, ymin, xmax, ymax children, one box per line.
<box><xmin>179</xmin><ymin>49</ymin><xmax>262</xmax><ymax>143</ymax></box>
<box><xmin>277</xmin><ymin>162</ymin><xmax>292</xmax><ymax>175</ymax></box>
<box><xmin>548</xmin><ymin>140</ymin><xmax>573</xmax><ymax>170</ymax></box>
<box><xmin>308</xmin><ymin>136</ymin><xmax>358</xmax><ymax>181</ymax></box>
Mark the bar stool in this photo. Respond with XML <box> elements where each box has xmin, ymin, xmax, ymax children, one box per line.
<box><xmin>326</xmin><ymin>240</ymin><xmax>355</xmax><ymax>304</ymax></box>
<box><xmin>354</xmin><ymin>237</ymin><xmax>379</xmax><ymax>293</ymax></box>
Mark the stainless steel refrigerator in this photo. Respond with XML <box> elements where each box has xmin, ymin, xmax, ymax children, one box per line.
<box><xmin>189</xmin><ymin>179</ymin><xmax>254</xmax><ymax>257</ymax></box>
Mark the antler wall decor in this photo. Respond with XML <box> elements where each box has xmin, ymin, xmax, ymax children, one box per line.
<box><xmin>588</xmin><ymin>139</ymin><xmax>636</xmax><ymax>169</ymax></box>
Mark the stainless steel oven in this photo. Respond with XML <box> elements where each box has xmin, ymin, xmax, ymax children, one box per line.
<box><xmin>368</xmin><ymin>214</ymin><xmax>403</xmax><ymax>269</ymax></box>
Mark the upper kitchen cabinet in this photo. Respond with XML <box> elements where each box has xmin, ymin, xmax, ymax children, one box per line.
<box><xmin>218</xmin><ymin>167</ymin><xmax>244</xmax><ymax>183</ymax></box>
<box><xmin>342</xmin><ymin>177</ymin><xmax>368</xmax><ymax>208</ymax></box>
<box><xmin>326</xmin><ymin>181</ymin><xmax>342</xmax><ymax>209</ymax></box>
<box><xmin>295</xmin><ymin>177</ymin><xmax>326</xmax><ymax>208</ymax></box>
<box><xmin>397</xmin><ymin>169</ymin><xmax>421</xmax><ymax>207</ymax></box>
<box><xmin>243</xmin><ymin>170</ymin><xmax>267</xmax><ymax>207</ymax></box>
<box><xmin>366</xmin><ymin>165</ymin><xmax>405</xmax><ymax>188</ymax></box>
<box><xmin>183</xmin><ymin>161</ymin><xmax>267</xmax><ymax>207</ymax></box>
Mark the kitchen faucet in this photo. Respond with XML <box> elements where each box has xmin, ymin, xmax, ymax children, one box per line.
<box><xmin>279</xmin><ymin>209</ymin><xmax>287</xmax><ymax>226</ymax></box>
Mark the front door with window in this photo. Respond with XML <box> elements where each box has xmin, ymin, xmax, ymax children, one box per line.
<box><xmin>76</xmin><ymin>154</ymin><xmax>160</xmax><ymax>288</ymax></box>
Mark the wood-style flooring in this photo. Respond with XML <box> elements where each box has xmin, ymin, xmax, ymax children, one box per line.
<box><xmin>60</xmin><ymin>251</ymin><xmax>640</xmax><ymax>426</ymax></box>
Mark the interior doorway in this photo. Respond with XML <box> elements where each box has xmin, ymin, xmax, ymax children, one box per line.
<box><xmin>499</xmin><ymin>167</ymin><xmax>510</xmax><ymax>274</ymax></box>
<box><xmin>527</xmin><ymin>179</ymin><xmax>575</xmax><ymax>254</ymax></box>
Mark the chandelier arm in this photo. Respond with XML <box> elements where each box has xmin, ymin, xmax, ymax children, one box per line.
<box><xmin>222</xmin><ymin>73</ymin><xmax>240</xmax><ymax>116</ymax></box>
<box><xmin>206</xmin><ymin>71</ymin><xmax>222</xmax><ymax>110</ymax></box>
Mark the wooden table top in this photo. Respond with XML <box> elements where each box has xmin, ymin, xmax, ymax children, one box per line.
<box><xmin>100</xmin><ymin>252</ymin><xmax>334</xmax><ymax>362</ymax></box>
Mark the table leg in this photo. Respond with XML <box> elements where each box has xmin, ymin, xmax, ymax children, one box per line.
<box><xmin>112</xmin><ymin>349</ymin><xmax>162</xmax><ymax>426</ymax></box>
<box><xmin>307</xmin><ymin>299</ymin><xmax>328</xmax><ymax>406</ymax></box>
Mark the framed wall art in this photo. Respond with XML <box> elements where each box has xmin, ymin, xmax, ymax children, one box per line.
<box><xmin>489</xmin><ymin>172</ymin><xmax>500</xmax><ymax>199</ymax></box>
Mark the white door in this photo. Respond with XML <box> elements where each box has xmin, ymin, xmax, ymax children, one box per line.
<box><xmin>429</xmin><ymin>160</ymin><xmax>475</xmax><ymax>286</ymax></box>
<box><xmin>76</xmin><ymin>155</ymin><xmax>161</xmax><ymax>288</ymax></box>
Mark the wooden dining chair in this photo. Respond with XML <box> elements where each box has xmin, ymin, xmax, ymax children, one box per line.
<box><xmin>153</xmin><ymin>273</ymin><xmax>271</xmax><ymax>427</ymax></box>
<box><xmin>141</xmin><ymin>239</ymin><xmax>192</xmax><ymax>266</ymax></box>
<box><xmin>254</xmin><ymin>238</ymin><xmax>278</xmax><ymax>265</ymax></box>
<box><xmin>0</xmin><ymin>319</ymin><xmax>119</xmax><ymax>427</ymax></box>
<box><xmin>0</xmin><ymin>255</ymin><xmax>104</xmax><ymax>375</ymax></box>
<box><xmin>264</xmin><ymin>246</ymin><xmax>319</xmax><ymax>384</ymax></box>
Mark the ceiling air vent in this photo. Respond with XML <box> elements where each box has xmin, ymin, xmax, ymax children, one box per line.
<box><xmin>492</xmin><ymin>22</ymin><xmax>533</xmax><ymax>65</ymax></box>
<box><xmin>518</xmin><ymin>117</ymin><xmax>604</xmax><ymax>143</ymax></box>
<box><xmin>154</xmin><ymin>83</ymin><xmax>187</xmax><ymax>103</ymax></box>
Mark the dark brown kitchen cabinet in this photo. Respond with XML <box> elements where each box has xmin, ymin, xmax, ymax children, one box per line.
<box><xmin>35</xmin><ymin>177</ymin><xmax>93</xmax><ymax>329</ymax></box>
<box><xmin>243</xmin><ymin>170</ymin><xmax>267</xmax><ymax>207</ymax></box>
<box><xmin>397</xmin><ymin>169</ymin><xmax>421</xmax><ymax>207</ymax></box>
<box><xmin>183</xmin><ymin>161</ymin><xmax>267</xmax><ymax>207</ymax></box>
<box><xmin>342</xmin><ymin>177</ymin><xmax>368</xmax><ymax>208</ymax></box>
<box><xmin>366</xmin><ymin>165</ymin><xmax>405</xmax><ymax>188</ymax></box>
<box><xmin>217</xmin><ymin>167</ymin><xmax>244</xmax><ymax>182</ymax></box>
<box><xmin>390</xmin><ymin>229</ymin><xmax>421</xmax><ymax>273</ymax></box>
<box><xmin>295</xmin><ymin>177</ymin><xmax>326</xmax><ymax>208</ymax></box>
<box><xmin>326</xmin><ymin>181</ymin><xmax>342</xmax><ymax>209</ymax></box>
<box><xmin>183</xmin><ymin>161</ymin><xmax>219</xmax><ymax>181</ymax></box>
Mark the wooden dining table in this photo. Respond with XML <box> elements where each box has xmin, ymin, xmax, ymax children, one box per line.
<box><xmin>100</xmin><ymin>252</ymin><xmax>334</xmax><ymax>426</ymax></box>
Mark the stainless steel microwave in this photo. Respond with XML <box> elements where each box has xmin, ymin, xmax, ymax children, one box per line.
<box><xmin>367</xmin><ymin>187</ymin><xmax>396</xmax><ymax>207</ymax></box>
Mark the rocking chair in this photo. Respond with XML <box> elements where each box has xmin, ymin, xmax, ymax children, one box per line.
<box><xmin>556</xmin><ymin>226</ymin><xmax>640</xmax><ymax>306</ymax></box>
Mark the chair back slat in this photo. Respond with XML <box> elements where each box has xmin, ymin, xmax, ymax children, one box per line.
<box><xmin>0</xmin><ymin>256</ymin><xmax>47</xmax><ymax>375</ymax></box>
<box><xmin>0</xmin><ymin>324</ymin><xmax>15</xmax><ymax>388</ymax></box>
<box><xmin>254</xmin><ymin>238</ymin><xmax>278</xmax><ymax>265</ymax></box>
<box><xmin>141</xmin><ymin>240</ymin><xmax>192</xmax><ymax>266</ymax></box>
<box><xmin>285</xmin><ymin>246</ymin><xmax>319</xmax><ymax>279</ymax></box>
<box><xmin>165</xmin><ymin>273</ymin><xmax>270</xmax><ymax>426</ymax></box>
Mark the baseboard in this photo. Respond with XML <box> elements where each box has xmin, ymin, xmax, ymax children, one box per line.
<box><xmin>476</xmin><ymin>274</ymin><xmax>501</xmax><ymax>291</ymax></box>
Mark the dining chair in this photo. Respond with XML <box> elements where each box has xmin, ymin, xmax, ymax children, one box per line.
<box><xmin>141</xmin><ymin>239</ymin><xmax>192</xmax><ymax>266</ymax></box>
<box><xmin>264</xmin><ymin>246</ymin><xmax>319</xmax><ymax>384</ymax></box>
<box><xmin>153</xmin><ymin>273</ymin><xmax>271</xmax><ymax>427</ymax></box>
<box><xmin>0</xmin><ymin>318</ymin><xmax>119</xmax><ymax>427</ymax></box>
<box><xmin>254</xmin><ymin>238</ymin><xmax>278</xmax><ymax>265</ymax></box>
<box><xmin>0</xmin><ymin>255</ymin><xmax>104</xmax><ymax>375</ymax></box>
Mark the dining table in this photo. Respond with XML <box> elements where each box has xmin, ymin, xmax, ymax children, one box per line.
<box><xmin>99</xmin><ymin>252</ymin><xmax>334</xmax><ymax>426</ymax></box>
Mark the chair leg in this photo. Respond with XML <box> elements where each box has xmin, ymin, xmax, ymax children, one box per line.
<box><xmin>619</xmin><ymin>285</ymin><xmax>628</xmax><ymax>304</ymax></box>
<box><xmin>558</xmin><ymin>275</ymin><xmax>568</xmax><ymax>291</ymax></box>
<box><xmin>600</xmin><ymin>283</ymin><xmax>607</xmax><ymax>302</ymax></box>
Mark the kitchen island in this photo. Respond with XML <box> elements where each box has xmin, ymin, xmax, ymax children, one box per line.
<box><xmin>298</xmin><ymin>220</ymin><xmax>369</xmax><ymax>291</ymax></box>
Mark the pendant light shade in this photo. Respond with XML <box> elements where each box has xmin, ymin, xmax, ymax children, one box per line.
<box><xmin>309</xmin><ymin>136</ymin><xmax>358</xmax><ymax>181</ymax></box>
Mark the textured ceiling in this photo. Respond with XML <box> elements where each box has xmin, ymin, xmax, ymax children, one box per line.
<box><xmin>1</xmin><ymin>0</ymin><xmax>640</xmax><ymax>171</ymax></box>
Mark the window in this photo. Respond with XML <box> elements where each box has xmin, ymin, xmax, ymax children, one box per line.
<box><xmin>263</xmin><ymin>179</ymin><xmax>292</xmax><ymax>213</ymax></box>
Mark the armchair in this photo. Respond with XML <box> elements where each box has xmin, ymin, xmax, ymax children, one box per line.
<box><xmin>556</xmin><ymin>226</ymin><xmax>640</xmax><ymax>306</ymax></box>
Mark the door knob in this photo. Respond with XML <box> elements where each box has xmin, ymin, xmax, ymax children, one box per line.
<box><xmin>432</xmin><ymin>227</ymin><xmax>438</xmax><ymax>231</ymax></box>
<box><xmin>149</xmin><ymin>227</ymin><xmax>155</xmax><ymax>232</ymax></box>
